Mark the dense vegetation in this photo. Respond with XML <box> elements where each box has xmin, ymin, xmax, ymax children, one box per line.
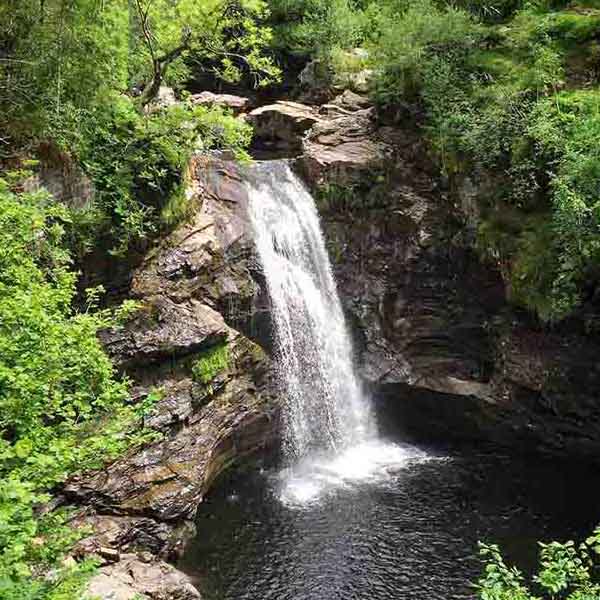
<box><xmin>0</xmin><ymin>1</ymin><xmax>275</xmax><ymax>596</ymax></box>
<box><xmin>0</xmin><ymin>172</ymin><xmax>157</xmax><ymax>598</ymax></box>
<box><xmin>272</xmin><ymin>0</ymin><xmax>600</xmax><ymax>322</ymax></box>
<box><xmin>1</xmin><ymin>0</ymin><xmax>276</xmax><ymax>253</ymax></box>
<box><xmin>4</xmin><ymin>0</ymin><xmax>600</xmax><ymax>597</ymax></box>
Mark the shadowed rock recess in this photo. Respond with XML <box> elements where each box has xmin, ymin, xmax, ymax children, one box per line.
<box><xmin>69</xmin><ymin>155</ymin><xmax>279</xmax><ymax>599</ymax></box>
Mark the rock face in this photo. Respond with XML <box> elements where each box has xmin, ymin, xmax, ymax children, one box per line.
<box><xmin>85</xmin><ymin>555</ymin><xmax>201</xmax><ymax>600</ymax></box>
<box><xmin>246</xmin><ymin>101</ymin><xmax>324</xmax><ymax>153</ymax></box>
<box><xmin>68</xmin><ymin>154</ymin><xmax>279</xmax><ymax>593</ymax></box>
<box><xmin>295</xmin><ymin>92</ymin><xmax>600</xmax><ymax>461</ymax></box>
<box><xmin>301</xmin><ymin>106</ymin><xmax>392</xmax><ymax>185</ymax></box>
<box><xmin>191</xmin><ymin>91</ymin><xmax>251</xmax><ymax>114</ymax></box>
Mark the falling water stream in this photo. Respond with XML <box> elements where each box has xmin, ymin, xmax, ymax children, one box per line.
<box><xmin>248</xmin><ymin>160</ymin><xmax>374</xmax><ymax>458</ymax></box>
<box><xmin>247</xmin><ymin>160</ymin><xmax>425</xmax><ymax>504</ymax></box>
<box><xmin>180</xmin><ymin>161</ymin><xmax>600</xmax><ymax>599</ymax></box>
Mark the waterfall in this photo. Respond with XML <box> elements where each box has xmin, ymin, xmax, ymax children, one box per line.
<box><xmin>247</xmin><ymin>161</ymin><xmax>374</xmax><ymax>461</ymax></box>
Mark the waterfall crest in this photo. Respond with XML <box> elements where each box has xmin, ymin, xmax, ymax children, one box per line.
<box><xmin>247</xmin><ymin>161</ymin><xmax>374</xmax><ymax>460</ymax></box>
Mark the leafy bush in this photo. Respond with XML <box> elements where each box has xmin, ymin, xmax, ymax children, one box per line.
<box><xmin>267</xmin><ymin>0</ymin><xmax>368</xmax><ymax>58</ymax></box>
<box><xmin>0</xmin><ymin>179</ymin><xmax>153</xmax><ymax>596</ymax></box>
<box><xmin>192</xmin><ymin>343</ymin><xmax>230</xmax><ymax>386</ymax></box>
<box><xmin>62</xmin><ymin>96</ymin><xmax>253</xmax><ymax>254</ymax></box>
<box><xmin>369</xmin><ymin>0</ymin><xmax>483</xmax><ymax>103</ymax></box>
<box><xmin>365</xmin><ymin>0</ymin><xmax>600</xmax><ymax>321</ymax></box>
<box><xmin>477</xmin><ymin>527</ymin><xmax>600</xmax><ymax>599</ymax></box>
<box><xmin>526</xmin><ymin>90</ymin><xmax>600</xmax><ymax>319</ymax></box>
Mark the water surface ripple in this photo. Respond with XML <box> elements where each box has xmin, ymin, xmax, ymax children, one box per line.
<box><xmin>181</xmin><ymin>449</ymin><xmax>600</xmax><ymax>600</ymax></box>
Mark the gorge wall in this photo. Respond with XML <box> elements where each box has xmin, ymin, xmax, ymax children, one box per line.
<box><xmin>282</xmin><ymin>90</ymin><xmax>600</xmax><ymax>462</ymax></box>
<box><xmin>68</xmin><ymin>155</ymin><xmax>280</xmax><ymax>599</ymax></box>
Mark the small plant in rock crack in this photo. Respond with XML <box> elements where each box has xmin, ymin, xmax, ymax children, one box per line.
<box><xmin>191</xmin><ymin>343</ymin><xmax>231</xmax><ymax>394</ymax></box>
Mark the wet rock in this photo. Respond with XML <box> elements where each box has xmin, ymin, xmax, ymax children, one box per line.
<box><xmin>85</xmin><ymin>555</ymin><xmax>201</xmax><ymax>600</ymax></box>
<box><xmin>66</xmin><ymin>332</ymin><xmax>276</xmax><ymax>522</ymax></box>
<box><xmin>72</xmin><ymin>512</ymin><xmax>195</xmax><ymax>559</ymax></box>
<box><xmin>131</xmin><ymin>155</ymin><xmax>260</xmax><ymax>330</ymax></box>
<box><xmin>22</xmin><ymin>144</ymin><xmax>94</xmax><ymax>210</ymax></box>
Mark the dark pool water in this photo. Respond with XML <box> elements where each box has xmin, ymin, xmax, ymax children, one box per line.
<box><xmin>180</xmin><ymin>443</ymin><xmax>600</xmax><ymax>600</ymax></box>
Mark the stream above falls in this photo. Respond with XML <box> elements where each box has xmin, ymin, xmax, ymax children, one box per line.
<box><xmin>180</xmin><ymin>443</ymin><xmax>600</xmax><ymax>600</ymax></box>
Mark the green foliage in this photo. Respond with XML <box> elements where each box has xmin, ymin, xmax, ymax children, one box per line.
<box><xmin>360</xmin><ymin>0</ymin><xmax>600</xmax><ymax>320</ymax></box>
<box><xmin>266</xmin><ymin>0</ymin><xmax>368</xmax><ymax>58</ymax></box>
<box><xmin>192</xmin><ymin>343</ymin><xmax>230</xmax><ymax>386</ymax></box>
<box><xmin>2</xmin><ymin>0</ymin><xmax>263</xmax><ymax>255</ymax></box>
<box><xmin>369</xmin><ymin>0</ymin><xmax>483</xmax><ymax>103</ymax></box>
<box><xmin>1</xmin><ymin>0</ymin><xmax>279</xmax><ymax>140</ymax></box>
<box><xmin>66</xmin><ymin>96</ymin><xmax>253</xmax><ymax>254</ymax></box>
<box><xmin>453</xmin><ymin>0</ymin><xmax>524</xmax><ymax>22</ymax></box>
<box><xmin>0</xmin><ymin>0</ymin><xmax>129</xmax><ymax>145</ymax></box>
<box><xmin>526</xmin><ymin>90</ymin><xmax>600</xmax><ymax>318</ymax></box>
<box><xmin>0</xmin><ymin>180</ymin><xmax>153</xmax><ymax>597</ymax></box>
<box><xmin>477</xmin><ymin>527</ymin><xmax>600</xmax><ymax>599</ymax></box>
<box><xmin>130</xmin><ymin>0</ymin><xmax>280</xmax><ymax>105</ymax></box>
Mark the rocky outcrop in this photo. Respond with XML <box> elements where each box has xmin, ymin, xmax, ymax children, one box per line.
<box><xmin>300</xmin><ymin>105</ymin><xmax>392</xmax><ymax>185</ymax></box>
<box><xmin>85</xmin><ymin>554</ymin><xmax>201</xmax><ymax>600</ymax></box>
<box><xmin>295</xmin><ymin>92</ymin><xmax>600</xmax><ymax>461</ymax></box>
<box><xmin>66</xmin><ymin>154</ymin><xmax>279</xmax><ymax>592</ymax></box>
<box><xmin>191</xmin><ymin>91</ymin><xmax>251</xmax><ymax>114</ymax></box>
<box><xmin>246</xmin><ymin>101</ymin><xmax>324</xmax><ymax>153</ymax></box>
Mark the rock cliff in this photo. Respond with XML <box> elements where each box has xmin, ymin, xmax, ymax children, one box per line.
<box><xmin>280</xmin><ymin>92</ymin><xmax>600</xmax><ymax>461</ymax></box>
<box><xmin>69</xmin><ymin>155</ymin><xmax>279</xmax><ymax>599</ymax></box>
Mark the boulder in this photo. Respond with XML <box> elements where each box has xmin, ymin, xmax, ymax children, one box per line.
<box><xmin>300</xmin><ymin>111</ymin><xmax>392</xmax><ymax>185</ymax></box>
<box><xmin>190</xmin><ymin>91</ymin><xmax>251</xmax><ymax>114</ymax></box>
<box><xmin>246</xmin><ymin>101</ymin><xmax>324</xmax><ymax>152</ymax></box>
<box><xmin>145</xmin><ymin>86</ymin><xmax>179</xmax><ymax>114</ymax></box>
<box><xmin>85</xmin><ymin>555</ymin><xmax>201</xmax><ymax>600</ymax></box>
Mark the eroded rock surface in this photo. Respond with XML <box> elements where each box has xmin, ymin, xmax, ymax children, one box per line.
<box><xmin>191</xmin><ymin>91</ymin><xmax>251</xmax><ymax>114</ymax></box>
<box><xmin>85</xmin><ymin>555</ymin><xmax>201</xmax><ymax>600</ymax></box>
<box><xmin>297</xmin><ymin>92</ymin><xmax>600</xmax><ymax>460</ymax></box>
<box><xmin>246</xmin><ymin>101</ymin><xmax>323</xmax><ymax>152</ymax></box>
<box><xmin>67</xmin><ymin>155</ymin><xmax>278</xmax><ymax>592</ymax></box>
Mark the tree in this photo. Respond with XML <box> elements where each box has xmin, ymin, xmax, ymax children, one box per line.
<box><xmin>131</xmin><ymin>0</ymin><xmax>281</xmax><ymax>106</ymax></box>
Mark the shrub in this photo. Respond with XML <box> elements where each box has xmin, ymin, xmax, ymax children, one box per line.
<box><xmin>0</xmin><ymin>178</ymin><xmax>153</xmax><ymax>596</ymax></box>
<box><xmin>63</xmin><ymin>96</ymin><xmax>252</xmax><ymax>254</ymax></box>
<box><xmin>192</xmin><ymin>343</ymin><xmax>230</xmax><ymax>386</ymax></box>
<box><xmin>369</xmin><ymin>0</ymin><xmax>483</xmax><ymax>103</ymax></box>
<box><xmin>267</xmin><ymin>0</ymin><xmax>368</xmax><ymax>58</ymax></box>
<box><xmin>477</xmin><ymin>527</ymin><xmax>600</xmax><ymax>599</ymax></box>
<box><xmin>525</xmin><ymin>90</ymin><xmax>600</xmax><ymax>319</ymax></box>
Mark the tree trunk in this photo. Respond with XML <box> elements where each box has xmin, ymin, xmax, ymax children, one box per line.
<box><xmin>139</xmin><ymin>66</ymin><xmax>163</xmax><ymax>107</ymax></box>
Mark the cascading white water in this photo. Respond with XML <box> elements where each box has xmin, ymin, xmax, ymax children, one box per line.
<box><xmin>247</xmin><ymin>161</ymin><xmax>374</xmax><ymax>460</ymax></box>
<box><xmin>247</xmin><ymin>161</ymin><xmax>427</xmax><ymax>505</ymax></box>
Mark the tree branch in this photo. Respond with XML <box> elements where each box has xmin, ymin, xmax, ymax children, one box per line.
<box><xmin>134</xmin><ymin>0</ymin><xmax>157</xmax><ymax>66</ymax></box>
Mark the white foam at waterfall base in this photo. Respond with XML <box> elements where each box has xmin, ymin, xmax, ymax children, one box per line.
<box><xmin>277</xmin><ymin>440</ymin><xmax>432</xmax><ymax>506</ymax></box>
<box><xmin>247</xmin><ymin>161</ymin><xmax>430</xmax><ymax>507</ymax></box>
